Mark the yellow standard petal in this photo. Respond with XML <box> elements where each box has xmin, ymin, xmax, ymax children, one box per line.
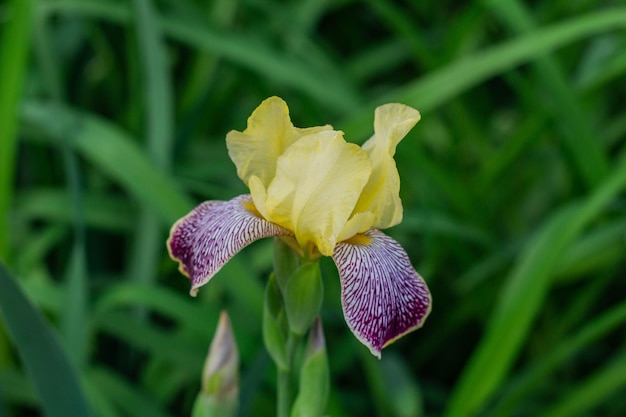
<box><xmin>226</xmin><ymin>96</ymin><xmax>331</xmax><ymax>188</ymax></box>
<box><xmin>262</xmin><ymin>130</ymin><xmax>372</xmax><ymax>257</ymax></box>
<box><xmin>350</xmin><ymin>103</ymin><xmax>420</xmax><ymax>230</ymax></box>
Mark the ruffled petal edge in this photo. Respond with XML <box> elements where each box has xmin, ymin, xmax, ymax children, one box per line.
<box><xmin>332</xmin><ymin>229</ymin><xmax>431</xmax><ymax>358</ymax></box>
<box><xmin>167</xmin><ymin>194</ymin><xmax>291</xmax><ymax>296</ymax></box>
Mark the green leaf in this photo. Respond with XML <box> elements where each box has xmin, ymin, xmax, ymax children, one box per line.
<box><xmin>89</xmin><ymin>367</ymin><xmax>175</xmax><ymax>417</ymax></box>
<box><xmin>342</xmin><ymin>8</ymin><xmax>626</xmax><ymax>139</ymax></box>
<box><xmin>127</xmin><ymin>0</ymin><xmax>175</xmax><ymax>291</ymax></box>
<box><xmin>284</xmin><ymin>262</ymin><xmax>323</xmax><ymax>336</ymax></box>
<box><xmin>291</xmin><ymin>319</ymin><xmax>329</xmax><ymax>417</ymax></box>
<box><xmin>489</xmin><ymin>301</ymin><xmax>626</xmax><ymax>417</ymax></box>
<box><xmin>483</xmin><ymin>0</ymin><xmax>609</xmax><ymax>188</ymax></box>
<box><xmin>540</xmin><ymin>350</ymin><xmax>626</xmax><ymax>417</ymax></box>
<box><xmin>14</xmin><ymin>189</ymin><xmax>135</xmax><ymax>231</ymax></box>
<box><xmin>0</xmin><ymin>0</ymin><xmax>32</xmax><ymax>260</ymax></box>
<box><xmin>444</xmin><ymin>150</ymin><xmax>626</xmax><ymax>417</ymax></box>
<box><xmin>21</xmin><ymin>102</ymin><xmax>194</xmax><ymax>224</ymax></box>
<box><xmin>263</xmin><ymin>274</ymin><xmax>288</xmax><ymax>370</ymax></box>
<box><xmin>273</xmin><ymin>238</ymin><xmax>301</xmax><ymax>293</ymax></box>
<box><xmin>37</xmin><ymin>0</ymin><xmax>359</xmax><ymax>112</ymax></box>
<box><xmin>0</xmin><ymin>262</ymin><xmax>93</xmax><ymax>417</ymax></box>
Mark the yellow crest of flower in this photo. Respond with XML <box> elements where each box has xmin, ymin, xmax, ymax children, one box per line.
<box><xmin>226</xmin><ymin>97</ymin><xmax>420</xmax><ymax>257</ymax></box>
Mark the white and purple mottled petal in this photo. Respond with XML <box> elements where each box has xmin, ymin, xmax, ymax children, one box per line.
<box><xmin>167</xmin><ymin>194</ymin><xmax>291</xmax><ymax>296</ymax></box>
<box><xmin>332</xmin><ymin>229</ymin><xmax>431</xmax><ymax>358</ymax></box>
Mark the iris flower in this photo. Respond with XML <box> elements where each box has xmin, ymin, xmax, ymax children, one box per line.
<box><xmin>168</xmin><ymin>97</ymin><xmax>431</xmax><ymax>357</ymax></box>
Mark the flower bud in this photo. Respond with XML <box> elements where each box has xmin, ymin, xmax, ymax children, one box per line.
<box><xmin>192</xmin><ymin>311</ymin><xmax>239</xmax><ymax>417</ymax></box>
<box><xmin>290</xmin><ymin>318</ymin><xmax>329</xmax><ymax>417</ymax></box>
<box><xmin>284</xmin><ymin>261</ymin><xmax>323</xmax><ymax>336</ymax></box>
<box><xmin>263</xmin><ymin>274</ymin><xmax>289</xmax><ymax>370</ymax></box>
<box><xmin>273</xmin><ymin>237</ymin><xmax>301</xmax><ymax>293</ymax></box>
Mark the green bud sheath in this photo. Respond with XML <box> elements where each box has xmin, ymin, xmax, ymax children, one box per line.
<box><xmin>274</xmin><ymin>237</ymin><xmax>301</xmax><ymax>293</ymax></box>
<box><xmin>290</xmin><ymin>318</ymin><xmax>329</xmax><ymax>417</ymax></box>
<box><xmin>263</xmin><ymin>274</ymin><xmax>289</xmax><ymax>370</ymax></box>
<box><xmin>284</xmin><ymin>262</ymin><xmax>323</xmax><ymax>336</ymax></box>
<box><xmin>192</xmin><ymin>394</ymin><xmax>238</xmax><ymax>417</ymax></box>
<box><xmin>193</xmin><ymin>311</ymin><xmax>239</xmax><ymax>417</ymax></box>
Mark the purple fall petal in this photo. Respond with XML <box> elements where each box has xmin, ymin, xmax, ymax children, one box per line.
<box><xmin>167</xmin><ymin>194</ymin><xmax>290</xmax><ymax>295</ymax></box>
<box><xmin>332</xmin><ymin>229</ymin><xmax>431</xmax><ymax>358</ymax></box>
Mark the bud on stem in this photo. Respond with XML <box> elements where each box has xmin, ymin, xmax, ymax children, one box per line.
<box><xmin>284</xmin><ymin>262</ymin><xmax>323</xmax><ymax>336</ymax></box>
<box><xmin>263</xmin><ymin>274</ymin><xmax>289</xmax><ymax>370</ymax></box>
<box><xmin>192</xmin><ymin>311</ymin><xmax>239</xmax><ymax>417</ymax></box>
<box><xmin>290</xmin><ymin>318</ymin><xmax>329</xmax><ymax>417</ymax></box>
<box><xmin>274</xmin><ymin>237</ymin><xmax>301</xmax><ymax>293</ymax></box>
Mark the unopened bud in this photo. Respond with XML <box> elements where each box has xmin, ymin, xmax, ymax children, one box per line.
<box><xmin>263</xmin><ymin>274</ymin><xmax>289</xmax><ymax>370</ymax></box>
<box><xmin>284</xmin><ymin>262</ymin><xmax>323</xmax><ymax>335</ymax></box>
<box><xmin>192</xmin><ymin>311</ymin><xmax>239</xmax><ymax>417</ymax></box>
<box><xmin>273</xmin><ymin>237</ymin><xmax>301</xmax><ymax>292</ymax></box>
<box><xmin>290</xmin><ymin>318</ymin><xmax>329</xmax><ymax>417</ymax></box>
<box><xmin>306</xmin><ymin>316</ymin><xmax>326</xmax><ymax>357</ymax></box>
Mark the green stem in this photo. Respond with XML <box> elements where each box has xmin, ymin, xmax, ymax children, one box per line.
<box><xmin>277</xmin><ymin>368</ymin><xmax>290</xmax><ymax>417</ymax></box>
<box><xmin>277</xmin><ymin>333</ymin><xmax>300</xmax><ymax>417</ymax></box>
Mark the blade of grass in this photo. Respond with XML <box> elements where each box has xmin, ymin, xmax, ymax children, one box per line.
<box><xmin>21</xmin><ymin>102</ymin><xmax>194</xmax><ymax>224</ymax></box>
<box><xmin>14</xmin><ymin>224</ymin><xmax>67</xmax><ymax>277</ymax></box>
<box><xmin>14</xmin><ymin>189</ymin><xmax>135</xmax><ymax>232</ymax></box>
<box><xmin>132</xmin><ymin>0</ymin><xmax>173</xmax><ymax>171</ymax></box>
<box><xmin>459</xmin><ymin>216</ymin><xmax>626</xmax><ymax>293</ymax></box>
<box><xmin>178</xmin><ymin>0</ymin><xmax>237</xmax><ymax>114</ymax></box>
<box><xmin>443</xmin><ymin>148</ymin><xmax>626</xmax><ymax>417</ymax></box>
<box><xmin>37</xmin><ymin>0</ymin><xmax>359</xmax><ymax>112</ymax></box>
<box><xmin>93</xmin><ymin>310</ymin><xmax>205</xmax><ymax>371</ymax></box>
<box><xmin>555</xmin><ymin>218</ymin><xmax>626</xmax><ymax>282</ymax></box>
<box><xmin>484</xmin><ymin>0</ymin><xmax>609</xmax><ymax>189</ymax></box>
<box><xmin>0</xmin><ymin>0</ymin><xmax>32</xmax><ymax>261</ymax></box>
<box><xmin>0</xmin><ymin>262</ymin><xmax>93</xmax><ymax>417</ymax></box>
<box><xmin>363</xmin><ymin>0</ymin><xmax>436</xmax><ymax>68</ymax></box>
<box><xmin>33</xmin><ymin>9</ymin><xmax>90</xmax><ymax>368</ymax></box>
<box><xmin>82</xmin><ymin>374</ymin><xmax>122</xmax><ymax>417</ymax></box>
<box><xmin>341</xmin><ymin>8</ymin><xmax>626</xmax><ymax>139</ymax></box>
<box><xmin>0</xmin><ymin>368</ymin><xmax>37</xmax><ymax>406</ymax></box>
<box><xmin>488</xmin><ymin>301</ymin><xmax>626</xmax><ymax>417</ymax></box>
<box><xmin>60</xmin><ymin>242</ymin><xmax>89</xmax><ymax>367</ymax></box>
<box><xmin>578</xmin><ymin>41</ymin><xmax>626</xmax><ymax>92</ymax></box>
<box><xmin>89</xmin><ymin>368</ymin><xmax>175</xmax><ymax>417</ymax></box>
<box><xmin>95</xmin><ymin>282</ymin><xmax>219</xmax><ymax>336</ymax></box>
<box><xmin>128</xmin><ymin>0</ymin><xmax>173</xmax><ymax>294</ymax></box>
<box><xmin>0</xmin><ymin>0</ymin><xmax>32</xmax><ymax>370</ymax></box>
<box><xmin>398</xmin><ymin>131</ymin><xmax>483</xmax><ymax>223</ymax></box>
<box><xmin>366</xmin><ymin>0</ymin><xmax>491</xmax><ymax>174</ymax></box>
<box><xmin>346</xmin><ymin>39</ymin><xmax>410</xmax><ymax>83</ymax></box>
<box><xmin>540</xmin><ymin>348</ymin><xmax>626</xmax><ymax>417</ymax></box>
<box><xmin>476</xmin><ymin>114</ymin><xmax>547</xmax><ymax>190</ymax></box>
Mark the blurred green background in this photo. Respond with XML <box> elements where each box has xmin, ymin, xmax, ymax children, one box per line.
<box><xmin>1</xmin><ymin>0</ymin><xmax>625</xmax><ymax>416</ymax></box>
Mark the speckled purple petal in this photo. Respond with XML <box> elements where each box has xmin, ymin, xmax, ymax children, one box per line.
<box><xmin>167</xmin><ymin>194</ymin><xmax>290</xmax><ymax>296</ymax></box>
<box><xmin>332</xmin><ymin>229</ymin><xmax>431</xmax><ymax>358</ymax></box>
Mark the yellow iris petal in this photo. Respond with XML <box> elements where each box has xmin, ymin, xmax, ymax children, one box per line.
<box><xmin>337</xmin><ymin>212</ymin><xmax>375</xmax><ymax>242</ymax></box>
<box><xmin>248</xmin><ymin>175</ymin><xmax>270</xmax><ymax>220</ymax></box>
<box><xmin>226</xmin><ymin>96</ymin><xmax>331</xmax><ymax>187</ymax></box>
<box><xmin>262</xmin><ymin>130</ymin><xmax>371</xmax><ymax>256</ymax></box>
<box><xmin>351</xmin><ymin>103</ymin><xmax>420</xmax><ymax>230</ymax></box>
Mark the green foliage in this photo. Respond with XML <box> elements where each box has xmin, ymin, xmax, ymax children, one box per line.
<box><xmin>291</xmin><ymin>320</ymin><xmax>329</xmax><ymax>417</ymax></box>
<box><xmin>0</xmin><ymin>262</ymin><xmax>92</xmax><ymax>417</ymax></box>
<box><xmin>1</xmin><ymin>0</ymin><xmax>625</xmax><ymax>416</ymax></box>
<box><xmin>264</xmin><ymin>274</ymin><xmax>289</xmax><ymax>371</ymax></box>
<box><xmin>284</xmin><ymin>262</ymin><xmax>323</xmax><ymax>336</ymax></box>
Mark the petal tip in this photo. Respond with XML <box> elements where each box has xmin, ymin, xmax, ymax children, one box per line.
<box><xmin>167</xmin><ymin>195</ymin><xmax>290</xmax><ymax>295</ymax></box>
<box><xmin>333</xmin><ymin>229</ymin><xmax>431</xmax><ymax>358</ymax></box>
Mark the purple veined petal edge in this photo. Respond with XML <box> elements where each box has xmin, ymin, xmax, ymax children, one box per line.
<box><xmin>167</xmin><ymin>194</ymin><xmax>291</xmax><ymax>296</ymax></box>
<box><xmin>332</xmin><ymin>229</ymin><xmax>432</xmax><ymax>358</ymax></box>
